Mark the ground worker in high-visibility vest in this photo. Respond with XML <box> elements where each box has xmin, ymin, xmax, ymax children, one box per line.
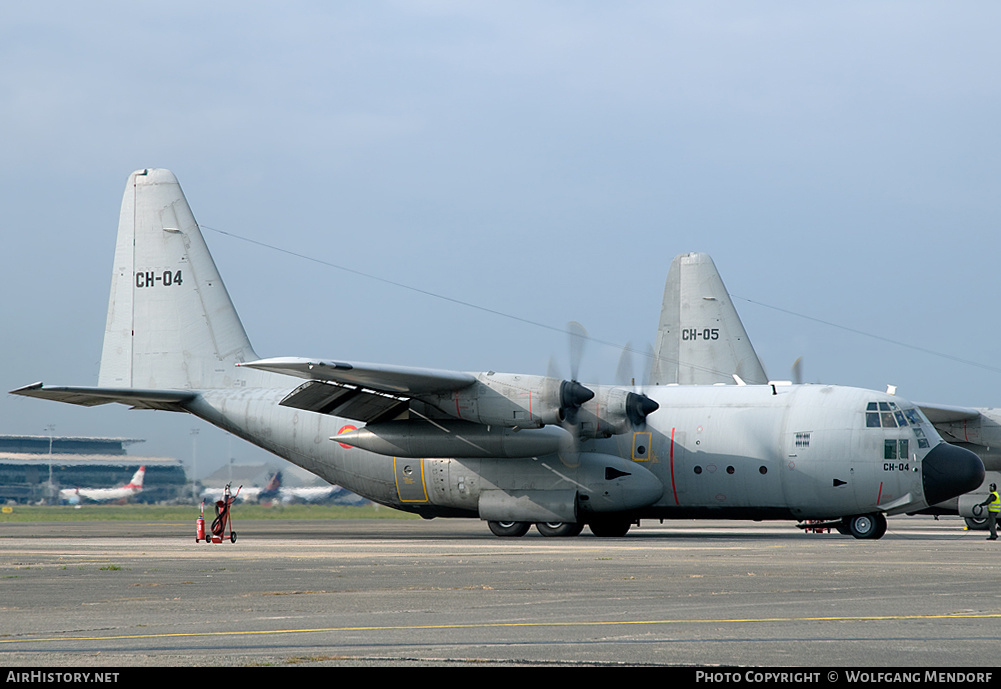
<box><xmin>979</xmin><ymin>483</ymin><xmax>1000</xmax><ymax>541</ymax></box>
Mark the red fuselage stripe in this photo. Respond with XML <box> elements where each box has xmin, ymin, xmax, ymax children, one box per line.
<box><xmin>670</xmin><ymin>427</ymin><xmax>679</xmax><ymax>505</ymax></box>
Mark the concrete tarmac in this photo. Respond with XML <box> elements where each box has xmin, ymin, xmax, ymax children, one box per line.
<box><xmin>1</xmin><ymin>516</ymin><xmax>1000</xmax><ymax>668</ymax></box>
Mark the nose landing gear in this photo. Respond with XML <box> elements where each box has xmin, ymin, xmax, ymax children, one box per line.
<box><xmin>842</xmin><ymin>513</ymin><xmax>887</xmax><ymax>539</ymax></box>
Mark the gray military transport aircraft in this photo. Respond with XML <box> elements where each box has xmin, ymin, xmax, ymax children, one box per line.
<box><xmin>10</xmin><ymin>169</ymin><xmax>985</xmax><ymax>539</ymax></box>
<box><xmin>653</xmin><ymin>252</ymin><xmax>1000</xmax><ymax>531</ymax></box>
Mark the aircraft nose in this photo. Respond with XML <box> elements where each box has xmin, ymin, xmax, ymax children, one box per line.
<box><xmin>922</xmin><ymin>442</ymin><xmax>985</xmax><ymax>506</ymax></box>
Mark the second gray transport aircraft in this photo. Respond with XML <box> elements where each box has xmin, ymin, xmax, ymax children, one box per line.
<box><xmin>657</xmin><ymin>251</ymin><xmax>1001</xmax><ymax>531</ymax></box>
<box><xmin>11</xmin><ymin>169</ymin><xmax>985</xmax><ymax>539</ymax></box>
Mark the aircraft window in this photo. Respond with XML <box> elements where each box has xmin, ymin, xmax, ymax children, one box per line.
<box><xmin>913</xmin><ymin>426</ymin><xmax>930</xmax><ymax>449</ymax></box>
<box><xmin>885</xmin><ymin>439</ymin><xmax>910</xmax><ymax>460</ymax></box>
<box><xmin>885</xmin><ymin>440</ymin><xmax>897</xmax><ymax>460</ymax></box>
<box><xmin>868</xmin><ymin>402</ymin><xmax>919</xmax><ymax>428</ymax></box>
<box><xmin>904</xmin><ymin>407</ymin><xmax>932</xmax><ymax>426</ymax></box>
<box><xmin>694</xmin><ymin>466</ymin><xmax>702</xmax><ymax>475</ymax></box>
<box><xmin>759</xmin><ymin>466</ymin><xmax>767</xmax><ymax>474</ymax></box>
<box><xmin>726</xmin><ymin>466</ymin><xmax>735</xmax><ymax>474</ymax></box>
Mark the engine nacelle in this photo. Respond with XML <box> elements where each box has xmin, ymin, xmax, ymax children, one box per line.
<box><xmin>332</xmin><ymin>420</ymin><xmax>571</xmax><ymax>458</ymax></box>
<box><xmin>959</xmin><ymin>491</ymin><xmax>994</xmax><ymax>519</ymax></box>
<box><xmin>574</xmin><ymin>386</ymin><xmax>660</xmax><ymax>438</ymax></box>
<box><xmin>428</xmin><ymin>372</ymin><xmax>593</xmax><ymax>429</ymax></box>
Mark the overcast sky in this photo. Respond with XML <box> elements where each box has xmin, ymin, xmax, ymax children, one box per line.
<box><xmin>2</xmin><ymin>2</ymin><xmax>1000</xmax><ymax>480</ymax></box>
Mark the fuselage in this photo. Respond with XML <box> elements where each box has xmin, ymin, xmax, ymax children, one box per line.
<box><xmin>184</xmin><ymin>380</ymin><xmax>981</xmax><ymax>524</ymax></box>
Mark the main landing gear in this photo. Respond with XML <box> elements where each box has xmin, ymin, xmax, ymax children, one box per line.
<box><xmin>487</xmin><ymin>521</ymin><xmax>532</xmax><ymax>537</ymax></box>
<box><xmin>536</xmin><ymin>521</ymin><xmax>585</xmax><ymax>538</ymax></box>
<box><xmin>486</xmin><ymin>519</ymin><xmax>628</xmax><ymax>538</ymax></box>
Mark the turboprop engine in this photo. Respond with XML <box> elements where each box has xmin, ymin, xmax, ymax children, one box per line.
<box><xmin>574</xmin><ymin>386</ymin><xmax>661</xmax><ymax>438</ymax></box>
<box><xmin>427</xmin><ymin>372</ymin><xmax>595</xmax><ymax>428</ymax></box>
<box><xmin>425</xmin><ymin>372</ymin><xmax>659</xmax><ymax>438</ymax></box>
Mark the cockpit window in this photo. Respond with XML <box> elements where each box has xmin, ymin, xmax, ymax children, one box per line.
<box><xmin>869</xmin><ymin>401</ymin><xmax>909</xmax><ymax>427</ymax></box>
<box><xmin>866</xmin><ymin>402</ymin><xmax>931</xmax><ymax>448</ymax></box>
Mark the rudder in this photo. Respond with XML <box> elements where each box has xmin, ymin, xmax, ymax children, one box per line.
<box><xmin>98</xmin><ymin>169</ymin><xmax>257</xmax><ymax>390</ymax></box>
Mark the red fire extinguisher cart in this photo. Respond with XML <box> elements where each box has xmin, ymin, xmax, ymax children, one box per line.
<box><xmin>197</xmin><ymin>483</ymin><xmax>241</xmax><ymax>543</ymax></box>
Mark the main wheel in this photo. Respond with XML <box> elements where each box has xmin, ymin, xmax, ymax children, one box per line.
<box><xmin>487</xmin><ymin>521</ymin><xmax>530</xmax><ymax>537</ymax></box>
<box><xmin>536</xmin><ymin>522</ymin><xmax>584</xmax><ymax>537</ymax></box>
<box><xmin>588</xmin><ymin>518</ymin><xmax>632</xmax><ymax>538</ymax></box>
<box><xmin>965</xmin><ymin>516</ymin><xmax>988</xmax><ymax>530</ymax></box>
<box><xmin>845</xmin><ymin>513</ymin><xmax>886</xmax><ymax>539</ymax></box>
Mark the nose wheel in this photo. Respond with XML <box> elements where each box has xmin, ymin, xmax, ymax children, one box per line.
<box><xmin>843</xmin><ymin>513</ymin><xmax>887</xmax><ymax>539</ymax></box>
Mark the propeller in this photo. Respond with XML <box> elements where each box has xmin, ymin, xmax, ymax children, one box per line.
<box><xmin>625</xmin><ymin>391</ymin><xmax>659</xmax><ymax>427</ymax></box>
<box><xmin>561</xmin><ymin>321</ymin><xmax>594</xmax><ymax>423</ymax></box>
<box><xmin>615</xmin><ymin>342</ymin><xmax>659</xmax><ymax>429</ymax></box>
<box><xmin>545</xmin><ymin>321</ymin><xmax>595</xmax><ymax>427</ymax></box>
<box><xmin>547</xmin><ymin>321</ymin><xmax>595</xmax><ymax>466</ymax></box>
<box><xmin>792</xmin><ymin>357</ymin><xmax>803</xmax><ymax>386</ymax></box>
<box><xmin>567</xmin><ymin>320</ymin><xmax>587</xmax><ymax>382</ymax></box>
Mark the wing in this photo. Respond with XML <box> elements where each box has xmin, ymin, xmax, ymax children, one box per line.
<box><xmin>917</xmin><ymin>401</ymin><xmax>1001</xmax><ymax>448</ymax></box>
<box><xmin>916</xmin><ymin>402</ymin><xmax>982</xmax><ymax>425</ymax></box>
<box><xmin>238</xmin><ymin>357</ymin><xmax>478</xmax><ymax>425</ymax></box>
<box><xmin>238</xmin><ymin>357</ymin><xmax>476</xmax><ymax>394</ymax></box>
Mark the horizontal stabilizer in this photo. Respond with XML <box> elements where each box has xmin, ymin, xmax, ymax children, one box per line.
<box><xmin>10</xmin><ymin>383</ymin><xmax>196</xmax><ymax>412</ymax></box>
<box><xmin>240</xmin><ymin>357</ymin><xmax>476</xmax><ymax>395</ymax></box>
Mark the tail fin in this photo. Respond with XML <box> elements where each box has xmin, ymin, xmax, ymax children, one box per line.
<box><xmin>265</xmin><ymin>471</ymin><xmax>282</xmax><ymax>491</ymax></box>
<box><xmin>99</xmin><ymin>169</ymin><xmax>257</xmax><ymax>390</ymax></box>
<box><xmin>127</xmin><ymin>466</ymin><xmax>146</xmax><ymax>489</ymax></box>
<box><xmin>650</xmin><ymin>253</ymin><xmax>768</xmax><ymax>385</ymax></box>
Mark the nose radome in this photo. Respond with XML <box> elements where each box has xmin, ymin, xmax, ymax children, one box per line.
<box><xmin>922</xmin><ymin>442</ymin><xmax>985</xmax><ymax>506</ymax></box>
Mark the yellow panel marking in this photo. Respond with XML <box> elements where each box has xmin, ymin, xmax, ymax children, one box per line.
<box><xmin>632</xmin><ymin>431</ymin><xmax>653</xmax><ymax>461</ymax></box>
<box><xmin>394</xmin><ymin>457</ymin><xmax>429</xmax><ymax>503</ymax></box>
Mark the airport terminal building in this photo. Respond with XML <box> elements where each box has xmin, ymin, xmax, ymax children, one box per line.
<box><xmin>0</xmin><ymin>435</ymin><xmax>186</xmax><ymax>504</ymax></box>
